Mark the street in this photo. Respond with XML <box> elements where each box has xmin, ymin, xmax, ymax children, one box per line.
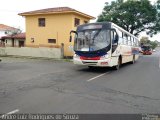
<box><xmin>0</xmin><ymin>51</ymin><xmax>160</xmax><ymax>114</ymax></box>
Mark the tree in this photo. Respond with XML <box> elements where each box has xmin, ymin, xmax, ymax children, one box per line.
<box><xmin>97</xmin><ymin>0</ymin><xmax>159</xmax><ymax>36</ymax></box>
<box><xmin>150</xmin><ymin>41</ymin><xmax>158</xmax><ymax>49</ymax></box>
<box><xmin>140</xmin><ymin>37</ymin><xmax>158</xmax><ymax>49</ymax></box>
<box><xmin>140</xmin><ymin>37</ymin><xmax>150</xmax><ymax>45</ymax></box>
<box><xmin>149</xmin><ymin>0</ymin><xmax>160</xmax><ymax>36</ymax></box>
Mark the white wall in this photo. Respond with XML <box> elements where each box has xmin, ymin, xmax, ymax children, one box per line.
<box><xmin>0</xmin><ymin>30</ymin><xmax>17</xmax><ymax>39</ymax></box>
<box><xmin>0</xmin><ymin>47</ymin><xmax>62</xmax><ymax>59</ymax></box>
<box><xmin>0</xmin><ymin>31</ymin><xmax>6</xmax><ymax>38</ymax></box>
<box><xmin>5</xmin><ymin>39</ymin><xmax>21</xmax><ymax>47</ymax></box>
<box><xmin>5</xmin><ymin>39</ymin><xmax>12</xmax><ymax>47</ymax></box>
<box><xmin>0</xmin><ymin>30</ymin><xmax>13</xmax><ymax>38</ymax></box>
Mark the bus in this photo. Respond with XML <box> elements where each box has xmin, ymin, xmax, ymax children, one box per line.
<box><xmin>141</xmin><ymin>44</ymin><xmax>152</xmax><ymax>55</ymax></box>
<box><xmin>69</xmin><ymin>22</ymin><xmax>140</xmax><ymax>70</ymax></box>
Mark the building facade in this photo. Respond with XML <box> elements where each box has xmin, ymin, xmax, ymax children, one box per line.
<box><xmin>0</xmin><ymin>24</ymin><xmax>18</xmax><ymax>47</ymax></box>
<box><xmin>19</xmin><ymin>7</ymin><xmax>95</xmax><ymax>56</ymax></box>
<box><xmin>1</xmin><ymin>33</ymin><xmax>25</xmax><ymax>47</ymax></box>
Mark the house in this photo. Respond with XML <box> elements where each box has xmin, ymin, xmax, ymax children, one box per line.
<box><xmin>19</xmin><ymin>7</ymin><xmax>95</xmax><ymax>56</ymax></box>
<box><xmin>1</xmin><ymin>33</ymin><xmax>25</xmax><ymax>47</ymax></box>
<box><xmin>0</xmin><ymin>24</ymin><xmax>18</xmax><ymax>47</ymax></box>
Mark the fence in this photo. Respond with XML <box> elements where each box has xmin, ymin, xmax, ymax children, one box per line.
<box><xmin>0</xmin><ymin>47</ymin><xmax>62</xmax><ymax>59</ymax></box>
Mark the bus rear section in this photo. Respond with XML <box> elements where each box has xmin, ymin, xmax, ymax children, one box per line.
<box><xmin>141</xmin><ymin>45</ymin><xmax>152</xmax><ymax>55</ymax></box>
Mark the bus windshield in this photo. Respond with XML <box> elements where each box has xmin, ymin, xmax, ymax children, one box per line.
<box><xmin>74</xmin><ymin>29</ymin><xmax>110</xmax><ymax>52</ymax></box>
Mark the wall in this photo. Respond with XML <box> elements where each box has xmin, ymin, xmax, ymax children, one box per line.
<box><xmin>5</xmin><ymin>39</ymin><xmax>14</xmax><ymax>47</ymax></box>
<box><xmin>0</xmin><ymin>30</ymin><xmax>15</xmax><ymax>39</ymax></box>
<box><xmin>5</xmin><ymin>39</ymin><xmax>25</xmax><ymax>47</ymax></box>
<box><xmin>71</xmin><ymin>14</ymin><xmax>90</xmax><ymax>29</ymax></box>
<box><xmin>0</xmin><ymin>47</ymin><xmax>62</xmax><ymax>58</ymax></box>
<box><xmin>0</xmin><ymin>31</ymin><xmax>6</xmax><ymax>38</ymax></box>
<box><xmin>25</xmin><ymin>13</ymin><xmax>73</xmax><ymax>57</ymax></box>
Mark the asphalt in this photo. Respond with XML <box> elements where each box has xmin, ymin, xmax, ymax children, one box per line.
<box><xmin>0</xmin><ymin>50</ymin><xmax>160</xmax><ymax>114</ymax></box>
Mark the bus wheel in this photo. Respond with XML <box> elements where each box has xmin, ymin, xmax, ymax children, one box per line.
<box><xmin>114</xmin><ymin>58</ymin><xmax>121</xmax><ymax>70</ymax></box>
<box><xmin>131</xmin><ymin>55</ymin><xmax>135</xmax><ymax>64</ymax></box>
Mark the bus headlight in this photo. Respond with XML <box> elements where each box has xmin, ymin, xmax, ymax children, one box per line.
<box><xmin>74</xmin><ymin>54</ymin><xmax>80</xmax><ymax>59</ymax></box>
<box><xmin>100</xmin><ymin>55</ymin><xmax>109</xmax><ymax>60</ymax></box>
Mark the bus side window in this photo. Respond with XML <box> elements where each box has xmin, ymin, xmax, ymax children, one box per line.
<box><xmin>111</xmin><ymin>30</ymin><xmax>118</xmax><ymax>53</ymax></box>
<box><xmin>131</xmin><ymin>37</ymin><xmax>133</xmax><ymax>46</ymax></box>
<box><xmin>117</xmin><ymin>30</ymin><xmax>123</xmax><ymax>45</ymax></box>
<box><xmin>136</xmin><ymin>40</ymin><xmax>139</xmax><ymax>47</ymax></box>
<box><xmin>138</xmin><ymin>40</ymin><xmax>139</xmax><ymax>46</ymax></box>
<box><xmin>135</xmin><ymin>39</ymin><xmax>138</xmax><ymax>47</ymax></box>
<box><xmin>118</xmin><ymin>37</ymin><xmax>123</xmax><ymax>45</ymax></box>
<box><xmin>128</xmin><ymin>36</ymin><xmax>132</xmax><ymax>46</ymax></box>
<box><xmin>123</xmin><ymin>33</ymin><xmax>128</xmax><ymax>45</ymax></box>
<box><xmin>111</xmin><ymin>31</ymin><xmax>114</xmax><ymax>43</ymax></box>
<box><xmin>133</xmin><ymin>38</ymin><xmax>136</xmax><ymax>46</ymax></box>
<box><xmin>111</xmin><ymin>31</ymin><xmax>117</xmax><ymax>44</ymax></box>
<box><xmin>122</xmin><ymin>32</ymin><xmax>124</xmax><ymax>44</ymax></box>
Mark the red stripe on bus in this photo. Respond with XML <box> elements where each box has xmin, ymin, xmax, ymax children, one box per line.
<box><xmin>80</xmin><ymin>56</ymin><xmax>101</xmax><ymax>60</ymax></box>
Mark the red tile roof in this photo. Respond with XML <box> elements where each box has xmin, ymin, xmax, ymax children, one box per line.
<box><xmin>19</xmin><ymin>7</ymin><xmax>95</xmax><ymax>19</ymax></box>
<box><xmin>1</xmin><ymin>33</ymin><xmax>25</xmax><ymax>39</ymax></box>
<box><xmin>20</xmin><ymin>7</ymin><xmax>75</xmax><ymax>14</ymax></box>
<box><xmin>0</xmin><ymin>24</ymin><xmax>17</xmax><ymax>31</ymax></box>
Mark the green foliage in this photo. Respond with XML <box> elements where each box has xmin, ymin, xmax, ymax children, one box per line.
<box><xmin>97</xmin><ymin>0</ymin><xmax>160</xmax><ymax>36</ymax></box>
<box><xmin>140</xmin><ymin>37</ymin><xmax>150</xmax><ymax>44</ymax></box>
<box><xmin>150</xmin><ymin>41</ymin><xmax>158</xmax><ymax>49</ymax></box>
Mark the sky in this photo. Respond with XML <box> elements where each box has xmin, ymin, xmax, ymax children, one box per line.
<box><xmin>0</xmin><ymin>0</ymin><xmax>159</xmax><ymax>41</ymax></box>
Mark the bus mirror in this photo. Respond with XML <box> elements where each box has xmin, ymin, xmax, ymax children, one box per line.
<box><xmin>69</xmin><ymin>30</ymin><xmax>78</xmax><ymax>42</ymax></box>
<box><xmin>69</xmin><ymin>35</ymin><xmax>72</xmax><ymax>42</ymax></box>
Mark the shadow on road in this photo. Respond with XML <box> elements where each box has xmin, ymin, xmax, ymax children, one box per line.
<box><xmin>77</xmin><ymin>66</ymin><xmax>114</xmax><ymax>74</ymax></box>
<box><xmin>76</xmin><ymin>62</ymin><xmax>135</xmax><ymax>74</ymax></box>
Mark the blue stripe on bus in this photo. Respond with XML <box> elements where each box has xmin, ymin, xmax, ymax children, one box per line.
<box><xmin>132</xmin><ymin>48</ymin><xmax>139</xmax><ymax>54</ymax></box>
<box><xmin>75</xmin><ymin>51</ymin><xmax>107</xmax><ymax>57</ymax></box>
<box><xmin>132</xmin><ymin>50</ymin><xmax>139</xmax><ymax>54</ymax></box>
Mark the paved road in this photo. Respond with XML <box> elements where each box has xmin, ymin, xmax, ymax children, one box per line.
<box><xmin>0</xmin><ymin>51</ymin><xmax>160</xmax><ymax>114</ymax></box>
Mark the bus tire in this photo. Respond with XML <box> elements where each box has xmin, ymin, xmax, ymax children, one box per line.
<box><xmin>131</xmin><ymin>55</ymin><xmax>135</xmax><ymax>64</ymax></box>
<box><xmin>114</xmin><ymin>57</ymin><xmax>121</xmax><ymax>70</ymax></box>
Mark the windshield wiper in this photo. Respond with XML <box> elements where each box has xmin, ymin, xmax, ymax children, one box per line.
<box><xmin>92</xmin><ymin>30</ymin><xmax>101</xmax><ymax>44</ymax></box>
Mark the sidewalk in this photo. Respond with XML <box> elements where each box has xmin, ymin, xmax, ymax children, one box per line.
<box><xmin>0</xmin><ymin>56</ymin><xmax>72</xmax><ymax>63</ymax></box>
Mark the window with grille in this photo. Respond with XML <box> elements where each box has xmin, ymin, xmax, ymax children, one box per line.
<box><xmin>38</xmin><ymin>18</ymin><xmax>45</xmax><ymax>27</ymax></box>
<box><xmin>74</xmin><ymin>18</ymin><xmax>80</xmax><ymax>27</ymax></box>
<box><xmin>48</xmin><ymin>39</ymin><xmax>56</xmax><ymax>43</ymax></box>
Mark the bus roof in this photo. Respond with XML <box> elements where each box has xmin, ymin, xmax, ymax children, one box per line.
<box><xmin>77</xmin><ymin>22</ymin><xmax>139</xmax><ymax>40</ymax></box>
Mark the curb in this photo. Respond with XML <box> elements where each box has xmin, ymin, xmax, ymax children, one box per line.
<box><xmin>0</xmin><ymin>56</ymin><xmax>72</xmax><ymax>62</ymax></box>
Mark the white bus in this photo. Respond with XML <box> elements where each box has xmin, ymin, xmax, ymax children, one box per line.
<box><xmin>70</xmin><ymin>22</ymin><xmax>140</xmax><ymax>70</ymax></box>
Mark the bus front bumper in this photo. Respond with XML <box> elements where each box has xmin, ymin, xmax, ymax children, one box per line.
<box><xmin>73</xmin><ymin>58</ymin><xmax>112</xmax><ymax>67</ymax></box>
